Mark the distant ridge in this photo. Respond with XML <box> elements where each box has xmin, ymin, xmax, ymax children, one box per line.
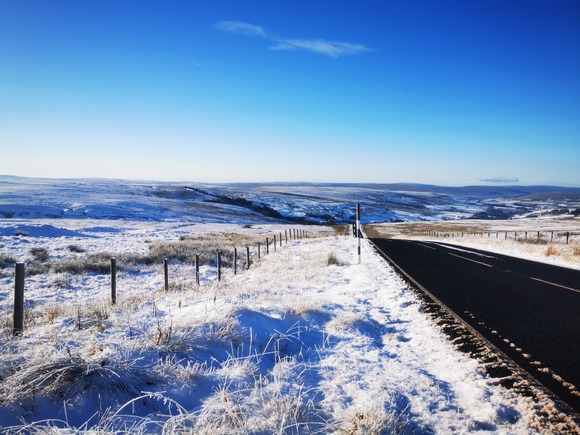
<box><xmin>1</xmin><ymin>176</ymin><xmax>579</xmax><ymax>224</ymax></box>
<box><xmin>225</xmin><ymin>181</ymin><xmax>580</xmax><ymax>199</ymax></box>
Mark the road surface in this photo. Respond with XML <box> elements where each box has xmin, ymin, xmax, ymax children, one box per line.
<box><xmin>369</xmin><ymin>238</ymin><xmax>580</xmax><ymax>412</ymax></box>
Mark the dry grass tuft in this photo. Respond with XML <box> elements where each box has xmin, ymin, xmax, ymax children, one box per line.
<box><xmin>545</xmin><ymin>245</ymin><xmax>559</xmax><ymax>257</ymax></box>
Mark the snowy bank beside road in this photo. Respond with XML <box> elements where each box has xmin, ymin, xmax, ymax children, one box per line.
<box><xmin>0</xmin><ymin>223</ymin><xmax>573</xmax><ymax>432</ymax></box>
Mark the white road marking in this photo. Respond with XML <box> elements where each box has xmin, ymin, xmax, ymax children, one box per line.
<box><xmin>448</xmin><ymin>252</ymin><xmax>493</xmax><ymax>268</ymax></box>
<box><xmin>433</xmin><ymin>243</ymin><xmax>498</xmax><ymax>259</ymax></box>
<box><xmin>530</xmin><ymin>277</ymin><xmax>580</xmax><ymax>294</ymax></box>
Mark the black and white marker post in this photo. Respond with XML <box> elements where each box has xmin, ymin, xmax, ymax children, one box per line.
<box><xmin>356</xmin><ymin>203</ymin><xmax>361</xmax><ymax>264</ymax></box>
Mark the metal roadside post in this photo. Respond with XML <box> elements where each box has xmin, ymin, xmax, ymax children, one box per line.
<box><xmin>357</xmin><ymin>203</ymin><xmax>361</xmax><ymax>264</ymax></box>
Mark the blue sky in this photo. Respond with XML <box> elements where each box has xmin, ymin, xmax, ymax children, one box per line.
<box><xmin>1</xmin><ymin>1</ymin><xmax>579</xmax><ymax>186</ymax></box>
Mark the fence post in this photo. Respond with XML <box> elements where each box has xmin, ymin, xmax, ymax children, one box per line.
<box><xmin>164</xmin><ymin>258</ymin><xmax>169</xmax><ymax>292</ymax></box>
<box><xmin>217</xmin><ymin>251</ymin><xmax>222</xmax><ymax>281</ymax></box>
<box><xmin>246</xmin><ymin>246</ymin><xmax>250</xmax><ymax>269</ymax></box>
<box><xmin>110</xmin><ymin>258</ymin><xmax>117</xmax><ymax>305</ymax></box>
<box><xmin>551</xmin><ymin>231</ymin><xmax>554</xmax><ymax>243</ymax></box>
<box><xmin>13</xmin><ymin>263</ymin><xmax>25</xmax><ymax>336</ymax></box>
<box><xmin>273</xmin><ymin>235</ymin><xmax>277</xmax><ymax>252</ymax></box>
<box><xmin>266</xmin><ymin>238</ymin><xmax>269</xmax><ymax>255</ymax></box>
<box><xmin>258</xmin><ymin>242</ymin><xmax>261</xmax><ymax>259</ymax></box>
<box><xmin>285</xmin><ymin>230</ymin><xmax>288</xmax><ymax>244</ymax></box>
<box><xmin>195</xmin><ymin>254</ymin><xmax>200</xmax><ymax>286</ymax></box>
<box><xmin>234</xmin><ymin>248</ymin><xmax>238</xmax><ymax>275</ymax></box>
<box><xmin>566</xmin><ymin>231</ymin><xmax>570</xmax><ymax>244</ymax></box>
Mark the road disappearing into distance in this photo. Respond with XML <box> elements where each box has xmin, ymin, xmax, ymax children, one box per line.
<box><xmin>369</xmin><ymin>238</ymin><xmax>580</xmax><ymax>414</ymax></box>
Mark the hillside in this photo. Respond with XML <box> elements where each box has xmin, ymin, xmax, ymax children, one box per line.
<box><xmin>2</xmin><ymin>176</ymin><xmax>580</xmax><ymax>224</ymax></box>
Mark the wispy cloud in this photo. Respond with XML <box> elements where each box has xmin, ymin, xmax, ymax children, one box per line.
<box><xmin>271</xmin><ymin>39</ymin><xmax>372</xmax><ymax>58</ymax></box>
<box><xmin>216</xmin><ymin>20</ymin><xmax>373</xmax><ymax>58</ymax></box>
<box><xmin>216</xmin><ymin>21</ymin><xmax>268</xmax><ymax>38</ymax></box>
<box><xmin>479</xmin><ymin>177</ymin><xmax>520</xmax><ymax>183</ymax></box>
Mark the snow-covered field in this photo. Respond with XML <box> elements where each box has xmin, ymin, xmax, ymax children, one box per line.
<box><xmin>1</xmin><ymin>218</ymin><xmax>578</xmax><ymax>433</ymax></box>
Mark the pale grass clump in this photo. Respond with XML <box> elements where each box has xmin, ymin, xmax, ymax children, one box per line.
<box><xmin>148</xmin><ymin>232</ymin><xmax>263</xmax><ymax>266</ymax></box>
<box><xmin>155</xmin><ymin>355</ymin><xmax>207</xmax><ymax>385</ymax></box>
<box><xmin>45</xmin><ymin>303</ymin><xmax>66</xmax><ymax>324</ymax></box>
<box><xmin>334</xmin><ymin>400</ymin><xmax>408</xmax><ymax>434</ymax></box>
<box><xmin>545</xmin><ymin>245</ymin><xmax>559</xmax><ymax>257</ymax></box>
<box><xmin>327</xmin><ymin>312</ymin><xmax>366</xmax><ymax>335</ymax></box>
<box><xmin>164</xmin><ymin>354</ymin><xmax>324</xmax><ymax>434</ymax></box>
<box><xmin>0</xmin><ymin>346</ymin><xmax>153</xmax><ymax>406</ymax></box>
<box><xmin>289</xmin><ymin>301</ymin><xmax>324</xmax><ymax>317</ymax></box>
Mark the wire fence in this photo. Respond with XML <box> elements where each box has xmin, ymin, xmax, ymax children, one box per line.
<box><xmin>9</xmin><ymin>228</ymin><xmax>314</xmax><ymax>336</ymax></box>
<box><xmin>427</xmin><ymin>230</ymin><xmax>578</xmax><ymax>245</ymax></box>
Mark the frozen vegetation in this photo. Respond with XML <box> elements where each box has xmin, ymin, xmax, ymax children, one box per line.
<box><xmin>0</xmin><ymin>177</ymin><xmax>579</xmax><ymax>433</ymax></box>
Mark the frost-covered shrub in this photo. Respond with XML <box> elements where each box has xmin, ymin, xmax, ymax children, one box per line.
<box><xmin>327</xmin><ymin>252</ymin><xmax>347</xmax><ymax>266</ymax></box>
<box><xmin>30</xmin><ymin>247</ymin><xmax>49</xmax><ymax>262</ymax></box>
<box><xmin>0</xmin><ymin>253</ymin><xmax>16</xmax><ymax>268</ymax></box>
<box><xmin>52</xmin><ymin>253</ymin><xmax>113</xmax><ymax>274</ymax></box>
<box><xmin>68</xmin><ymin>244</ymin><xmax>86</xmax><ymax>253</ymax></box>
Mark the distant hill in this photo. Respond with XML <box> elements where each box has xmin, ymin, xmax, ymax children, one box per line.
<box><xmin>1</xmin><ymin>176</ymin><xmax>579</xmax><ymax>224</ymax></box>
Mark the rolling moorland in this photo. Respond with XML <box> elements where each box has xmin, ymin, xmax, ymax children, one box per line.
<box><xmin>1</xmin><ymin>176</ymin><xmax>579</xmax><ymax>433</ymax></box>
<box><xmin>1</xmin><ymin>175</ymin><xmax>580</xmax><ymax>224</ymax></box>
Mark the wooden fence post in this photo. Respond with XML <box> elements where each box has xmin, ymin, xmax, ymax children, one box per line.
<box><xmin>551</xmin><ymin>231</ymin><xmax>554</xmax><ymax>243</ymax></box>
<box><xmin>566</xmin><ymin>231</ymin><xmax>570</xmax><ymax>244</ymax></box>
<box><xmin>266</xmin><ymin>238</ymin><xmax>269</xmax><ymax>255</ymax></box>
<box><xmin>273</xmin><ymin>235</ymin><xmax>277</xmax><ymax>252</ymax></box>
<box><xmin>13</xmin><ymin>263</ymin><xmax>25</xmax><ymax>336</ymax></box>
<box><xmin>164</xmin><ymin>258</ymin><xmax>169</xmax><ymax>292</ymax></box>
<box><xmin>234</xmin><ymin>248</ymin><xmax>238</xmax><ymax>275</ymax></box>
<box><xmin>111</xmin><ymin>258</ymin><xmax>117</xmax><ymax>305</ymax></box>
<box><xmin>246</xmin><ymin>246</ymin><xmax>251</xmax><ymax>270</ymax></box>
<box><xmin>217</xmin><ymin>251</ymin><xmax>222</xmax><ymax>281</ymax></box>
<box><xmin>195</xmin><ymin>254</ymin><xmax>200</xmax><ymax>286</ymax></box>
<box><xmin>285</xmin><ymin>229</ymin><xmax>288</xmax><ymax>244</ymax></box>
<box><xmin>258</xmin><ymin>242</ymin><xmax>261</xmax><ymax>259</ymax></box>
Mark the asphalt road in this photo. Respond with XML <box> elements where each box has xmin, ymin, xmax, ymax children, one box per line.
<box><xmin>370</xmin><ymin>238</ymin><xmax>580</xmax><ymax>412</ymax></box>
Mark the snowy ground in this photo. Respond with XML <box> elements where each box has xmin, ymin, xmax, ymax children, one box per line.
<box><xmin>1</xmin><ymin>219</ymin><xmax>578</xmax><ymax>433</ymax></box>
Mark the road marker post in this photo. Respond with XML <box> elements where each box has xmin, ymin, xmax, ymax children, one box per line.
<box><xmin>356</xmin><ymin>203</ymin><xmax>361</xmax><ymax>264</ymax></box>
